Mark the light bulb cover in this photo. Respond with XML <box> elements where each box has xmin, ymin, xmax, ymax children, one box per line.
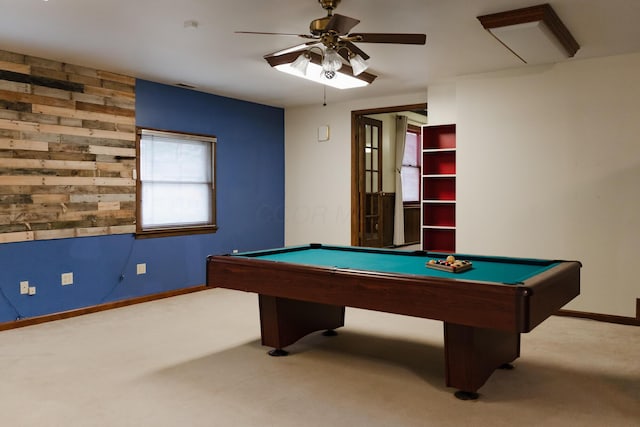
<box><xmin>349</xmin><ymin>54</ymin><xmax>369</xmax><ymax>76</ymax></box>
<box><xmin>322</xmin><ymin>49</ymin><xmax>343</xmax><ymax>73</ymax></box>
<box><xmin>290</xmin><ymin>53</ymin><xmax>311</xmax><ymax>75</ymax></box>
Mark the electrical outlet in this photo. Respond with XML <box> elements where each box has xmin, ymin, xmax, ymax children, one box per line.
<box><xmin>136</xmin><ymin>263</ymin><xmax>146</xmax><ymax>275</ymax></box>
<box><xmin>61</xmin><ymin>272</ymin><xmax>73</xmax><ymax>286</ymax></box>
<box><xmin>28</xmin><ymin>286</ymin><xmax>36</xmax><ymax>296</ymax></box>
<box><xmin>20</xmin><ymin>281</ymin><xmax>29</xmax><ymax>295</ymax></box>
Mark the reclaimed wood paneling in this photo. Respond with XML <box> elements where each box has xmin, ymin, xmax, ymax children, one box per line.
<box><xmin>0</xmin><ymin>49</ymin><xmax>136</xmax><ymax>243</ymax></box>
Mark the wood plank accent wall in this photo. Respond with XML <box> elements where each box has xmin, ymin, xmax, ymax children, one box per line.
<box><xmin>0</xmin><ymin>49</ymin><xmax>136</xmax><ymax>244</ymax></box>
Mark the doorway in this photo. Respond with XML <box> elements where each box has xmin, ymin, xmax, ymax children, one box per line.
<box><xmin>350</xmin><ymin>103</ymin><xmax>427</xmax><ymax>247</ymax></box>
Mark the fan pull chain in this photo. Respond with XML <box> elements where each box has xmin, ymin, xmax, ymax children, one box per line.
<box><xmin>323</xmin><ymin>85</ymin><xmax>327</xmax><ymax>106</ymax></box>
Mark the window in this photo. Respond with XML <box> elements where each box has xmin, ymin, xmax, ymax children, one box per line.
<box><xmin>401</xmin><ymin>126</ymin><xmax>421</xmax><ymax>203</ymax></box>
<box><xmin>136</xmin><ymin>128</ymin><xmax>217</xmax><ymax>237</ymax></box>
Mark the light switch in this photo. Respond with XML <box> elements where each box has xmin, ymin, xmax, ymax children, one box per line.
<box><xmin>318</xmin><ymin>125</ymin><xmax>330</xmax><ymax>142</ymax></box>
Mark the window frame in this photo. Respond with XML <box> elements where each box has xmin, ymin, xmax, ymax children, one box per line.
<box><xmin>401</xmin><ymin>124</ymin><xmax>422</xmax><ymax>205</ymax></box>
<box><xmin>135</xmin><ymin>127</ymin><xmax>218</xmax><ymax>239</ymax></box>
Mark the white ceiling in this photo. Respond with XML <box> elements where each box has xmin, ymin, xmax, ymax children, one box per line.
<box><xmin>1</xmin><ymin>0</ymin><xmax>639</xmax><ymax>108</ymax></box>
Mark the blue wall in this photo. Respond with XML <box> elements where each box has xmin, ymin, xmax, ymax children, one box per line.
<box><xmin>0</xmin><ymin>79</ymin><xmax>284</xmax><ymax>323</ymax></box>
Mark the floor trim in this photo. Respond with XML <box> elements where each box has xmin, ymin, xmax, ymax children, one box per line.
<box><xmin>557</xmin><ymin>308</ymin><xmax>639</xmax><ymax>327</ymax></box>
<box><xmin>0</xmin><ymin>285</ymin><xmax>209</xmax><ymax>332</ymax></box>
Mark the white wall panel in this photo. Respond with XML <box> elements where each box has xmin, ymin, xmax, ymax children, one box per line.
<box><xmin>454</xmin><ymin>53</ymin><xmax>640</xmax><ymax>317</ymax></box>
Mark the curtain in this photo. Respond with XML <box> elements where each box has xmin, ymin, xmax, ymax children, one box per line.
<box><xmin>393</xmin><ymin>115</ymin><xmax>408</xmax><ymax>246</ymax></box>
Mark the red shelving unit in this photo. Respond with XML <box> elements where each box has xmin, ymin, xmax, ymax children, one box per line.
<box><xmin>421</xmin><ymin>124</ymin><xmax>456</xmax><ymax>252</ymax></box>
<box><xmin>423</xmin><ymin>203</ymin><xmax>456</xmax><ymax>227</ymax></box>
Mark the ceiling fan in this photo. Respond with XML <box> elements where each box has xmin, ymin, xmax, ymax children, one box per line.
<box><xmin>237</xmin><ymin>0</ymin><xmax>426</xmax><ymax>83</ymax></box>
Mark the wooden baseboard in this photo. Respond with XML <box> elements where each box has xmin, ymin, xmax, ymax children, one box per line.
<box><xmin>557</xmin><ymin>305</ymin><xmax>640</xmax><ymax>327</ymax></box>
<box><xmin>0</xmin><ymin>285</ymin><xmax>209</xmax><ymax>332</ymax></box>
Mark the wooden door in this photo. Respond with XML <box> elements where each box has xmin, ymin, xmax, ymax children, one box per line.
<box><xmin>358</xmin><ymin>116</ymin><xmax>383</xmax><ymax>247</ymax></box>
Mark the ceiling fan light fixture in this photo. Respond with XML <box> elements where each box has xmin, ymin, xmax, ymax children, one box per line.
<box><xmin>348</xmin><ymin>53</ymin><xmax>369</xmax><ymax>76</ymax></box>
<box><xmin>264</xmin><ymin>50</ymin><xmax>377</xmax><ymax>89</ymax></box>
<box><xmin>241</xmin><ymin>0</ymin><xmax>426</xmax><ymax>91</ymax></box>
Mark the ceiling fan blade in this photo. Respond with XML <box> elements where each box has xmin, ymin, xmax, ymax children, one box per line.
<box><xmin>348</xmin><ymin>33</ymin><xmax>427</xmax><ymax>44</ymax></box>
<box><xmin>341</xmin><ymin>41</ymin><xmax>370</xmax><ymax>61</ymax></box>
<box><xmin>235</xmin><ymin>31</ymin><xmax>317</xmax><ymax>40</ymax></box>
<box><xmin>325</xmin><ymin>14</ymin><xmax>360</xmax><ymax>35</ymax></box>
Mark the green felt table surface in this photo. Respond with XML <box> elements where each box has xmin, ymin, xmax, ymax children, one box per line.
<box><xmin>236</xmin><ymin>245</ymin><xmax>560</xmax><ymax>286</ymax></box>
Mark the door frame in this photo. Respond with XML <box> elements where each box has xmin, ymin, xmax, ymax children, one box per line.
<box><xmin>350</xmin><ymin>103</ymin><xmax>427</xmax><ymax>246</ymax></box>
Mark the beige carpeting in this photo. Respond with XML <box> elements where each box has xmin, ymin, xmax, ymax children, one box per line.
<box><xmin>0</xmin><ymin>289</ymin><xmax>638</xmax><ymax>427</ymax></box>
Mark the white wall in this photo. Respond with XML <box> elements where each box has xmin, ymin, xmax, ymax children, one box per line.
<box><xmin>285</xmin><ymin>53</ymin><xmax>640</xmax><ymax>317</ymax></box>
<box><xmin>445</xmin><ymin>53</ymin><xmax>639</xmax><ymax>317</ymax></box>
<box><xmin>425</xmin><ymin>83</ymin><xmax>457</xmax><ymax>125</ymax></box>
<box><xmin>285</xmin><ymin>92</ymin><xmax>427</xmax><ymax>246</ymax></box>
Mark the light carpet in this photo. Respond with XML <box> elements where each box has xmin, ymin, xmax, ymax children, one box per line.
<box><xmin>0</xmin><ymin>288</ymin><xmax>638</xmax><ymax>427</ymax></box>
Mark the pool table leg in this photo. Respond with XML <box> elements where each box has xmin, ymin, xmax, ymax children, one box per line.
<box><xmin>258</xmin><ymin>295</ymin><xmax>345</xmax><ymax>356</ymax></box>
<box><xmin>444</xmin><ymin>322</ymin><xmax>520</xmax><ymax>399</ymax></box>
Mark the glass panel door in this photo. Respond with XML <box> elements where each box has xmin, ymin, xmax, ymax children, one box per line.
<box><xmin>359</xmin><ymin>117</ymin><xmax>383</xmax><ymax>247</ymax></box>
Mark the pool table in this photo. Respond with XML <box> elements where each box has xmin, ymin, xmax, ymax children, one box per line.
<box><xmin>206</xmin><ymin>244</ymin><xmax>581</xmax><ymax>399</ymax></box>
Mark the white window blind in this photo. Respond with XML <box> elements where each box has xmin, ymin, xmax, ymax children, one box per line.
<box><xmin>139</xmin><ymin>129</ymin><xmax>215</xmax><ymax>229</ymax></box>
